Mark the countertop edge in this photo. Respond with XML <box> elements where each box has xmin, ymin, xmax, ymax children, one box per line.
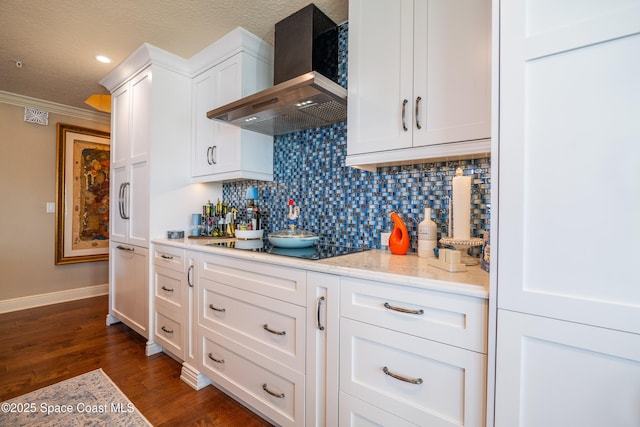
<box><xmin>151</xmin><ymin>238</ymin><xmax>489</xmax><ymax>299</ymax></box>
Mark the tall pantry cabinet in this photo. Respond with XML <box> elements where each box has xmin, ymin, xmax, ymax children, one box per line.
<box><xmin>493</xmin><ymin>1</ymin><xmax>640</xmax><ymax>426</ymax></box>
<box><xmin>101</xmin><ymin>44</ymin><xmax>196</xmax><ymax>353</ymax></box>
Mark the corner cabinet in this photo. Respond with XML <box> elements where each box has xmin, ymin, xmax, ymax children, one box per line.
<box><xmin>101</xmin><ymin>43</ymin><xmax>194</xmax><ymax>352</ymax></box>
<box><xmin>191</xmin><ymin>29</ymin><xmax>274</xmax><ymax>182</ymax></box>
<box><xmin>346</xmin><ymin>0</ymin><xmax>491</xmax><ymax>170</ymax></box>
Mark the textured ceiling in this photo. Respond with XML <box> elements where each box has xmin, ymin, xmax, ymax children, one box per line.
<box><xmin>0</xmin><ymin>0</ymin><xmax>348</xmax><ymax>111</ymax></box>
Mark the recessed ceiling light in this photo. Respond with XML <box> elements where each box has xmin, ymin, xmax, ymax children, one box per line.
<box><xmin>95</xmin><ymin>55</ymin><xmax>111</xmax><ymax>64</ymax></box>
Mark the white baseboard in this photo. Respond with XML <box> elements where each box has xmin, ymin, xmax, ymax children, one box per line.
<box><xmin>0</xmin><ymin>284</ymin><xmax>109</xmax><ymax>314</ymax></box>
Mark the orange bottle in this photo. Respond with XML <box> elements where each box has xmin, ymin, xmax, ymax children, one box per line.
<box><xmin>389</xmin><ymin>212</ymin><xmax>410</xmax><ymax>255</ymax></box>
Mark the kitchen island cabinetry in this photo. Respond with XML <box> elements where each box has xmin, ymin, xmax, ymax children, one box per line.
<box><xmin>191</xmin><ymin>28</ymin><xmax>273</xmax><ymax>182</ymax></box>
<box><xmin>339</xmin><ymin>276</ymin><xmax>487</xmax><ymax>426</ymax></box>
<box><xmin>346</xmin><ymin>0</ymin><xmax>491</xmax><ymax>170</ymax></box>
<box><xmin>101</xmin><ymin>43</ymin><xmax>194</xmax><ymax>352</ymax></box>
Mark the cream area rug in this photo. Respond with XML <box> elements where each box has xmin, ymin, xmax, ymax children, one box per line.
<box><xmin>0</xmin><ymin>369</ymin><xmax>152</xmax><ymax>426</ymax></box>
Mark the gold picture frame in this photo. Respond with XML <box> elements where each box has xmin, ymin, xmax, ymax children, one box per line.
<box><xmin>55</xmin><ymin>123</ymin><xmax>111</xmax><ymax>264</ymax></box>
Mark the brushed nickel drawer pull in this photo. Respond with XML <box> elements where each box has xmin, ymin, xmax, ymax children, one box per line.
<box><xmin>208</xmin><ymin>353</ymin><xmax>224</xmax><ymax>364</ymax></box>
<box><xmin>209</xmin><ymin>304</ymin><xmax>225</xmax><ymax>313</ymax></box>
<box><xmin>384</xmin><ymin>302</ymin><xmax>424</xmax><ymax>315</ymax></box>
<box><xmin>161</xmin><ymin>326</ymin><xmax>174</xmax><ymax>335</ymax></box>
<box><xmin>383</xmin><ymin>366</ymin><xmax>423</xmax><ymax>385</ymax></box>
<box><xmin>161</xmin><ymin>286</ymin><xmax>174</xmax><ymax>293</ymax></box>
<box><xmin>263</xmin><ymin>324</ymin><xmax>286</xmax><ymax>336</ymax></box>
<box><xmin>116</xmin><ymin>245</ymin><xmax>134</xmax><ymax>252</ymax></box>
<box><xmin>160</xmin><ymin>254</ymin><xmax>174</xmax><ymax>260</ymax></box>
<box><xmin>415</xmin><ymin>96</ymin><xmax>422</xmax><ymax>129</ymax></box>
<box><xmin>262</xmin><ymin>383</ymin><xmax>285</xmax><ymax>399</ymax></box>
<box><xmin>317</xmin><ymin>296</ymin><xmax>325</xmax><ymax>331</ymax></box>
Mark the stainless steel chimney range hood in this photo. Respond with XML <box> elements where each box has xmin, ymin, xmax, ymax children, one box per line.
<box><xmin>207</xmin><ymin>4</ymin><xmax>346</xmax><ymax>136</ymax></box>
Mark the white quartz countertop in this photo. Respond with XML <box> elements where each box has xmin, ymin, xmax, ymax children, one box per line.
<box><xmin>153</xmin><ymin>237</ymin><xmax>489</xmax><ymax>299</ymax></box>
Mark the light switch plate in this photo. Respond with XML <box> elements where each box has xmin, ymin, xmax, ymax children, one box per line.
<box><xmin>46</xmin><ymin>202</ymin><xmax>55</xmax><ymax>213</ymax></box>
<box><xmin>380</xmin><ymin>232</ymin><xmax>390</xmax><ymax>247</ymax></box>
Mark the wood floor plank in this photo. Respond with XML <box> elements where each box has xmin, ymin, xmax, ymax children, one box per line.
<box><xmin>0</xmin><ymin>295</ymin><xmax>273</xmax><ymax>426</ymax></box>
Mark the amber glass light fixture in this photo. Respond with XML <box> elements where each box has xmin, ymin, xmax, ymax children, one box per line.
<box><xmin>84</xmin><ymin>94</ymin><xmax>111</xmax><ymax>113</ymax></box>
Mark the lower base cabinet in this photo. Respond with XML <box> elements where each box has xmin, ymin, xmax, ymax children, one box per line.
<box><xmin>108</xmin><ymin>242</ymin><xmax>149</xmax><ymax>340</ymax></box>
<box><xmin>149</xmin><ymin>246</ymin><xmax>488</xmax><ymax>426</ymax></box>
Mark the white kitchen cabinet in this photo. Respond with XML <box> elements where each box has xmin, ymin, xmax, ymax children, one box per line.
<box><xmin>339</xmin><ymin>277</ymin><xmax>487</xmax><ymax>426</ymax></box>
<box><xmin>101</xmin><ymin>43</ymin><xmax>195</xmax><ymax>350</ymax></box>
<box><xmin>196</xmin><ymin>252</ymin><xmax>307</xmax><ymax>426</ymax></box>
<box><xmin>346</xmin><ymin>0</ymin><xmax>491</xmax><ymax>170</ymax></box>
<box><xmin>493</xmin><ymin>0</ymin><xmax>640</xmax><ymax>425</ymax></box>
<box><xmin>152</xmin><ymin>244</ymin><xmax>187</xmax><ymax>359</ymax></box>
<box><xmin>306</xmin><ymin>272</ymin><xmax>340</xmax><ymax>427</ymax></box>
<box><xmin>110</xmin><ymin>69</ymin><xmax>150</xmax><ymax>247</ymax></box>
<box><xmin>109</xmin><ymin>242</ymin><xmax>148</xmax><ymax>339</ymax></box>
<box><xmin>191</xmin><ymin>29</ymin><xmax>273</xmax><ymax>182</ymax></box>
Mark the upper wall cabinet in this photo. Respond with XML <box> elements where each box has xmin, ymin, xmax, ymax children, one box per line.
<box><xmin>346</xmin><ymin>0</ymin><xmax>491</xmax><ymax>171</ymax></box>
<box><xmin>191</xmin><ymin>28</ymin><xmax>274</xmax><ymax>182</ymax></box>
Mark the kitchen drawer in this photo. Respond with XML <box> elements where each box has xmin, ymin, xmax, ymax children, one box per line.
<box><xmin>200</xmin><ymin>330</ymin><xmax>304</xmax><ymax>427</ymax></box>
<box><xmin>152</xmin><ymin>244</ymin><xmax>185</xmax><ymax>272</ymax></box>
<box><xmin>340</xmin><ymin>276</ymin><xmax>487</xmax><ymax>353</ymax></box>
<box><xmin>154</xmin><ymin>265</ymin><xmax>184</xmax><ymax>310</ymax></box>
<box><xmin>340</xmin><ymin>318</ymin><xmax>486</xmax><ymax>427</ymax></box>
<box><xmin>154</xmin><ymin>311</ymin><xmax>183</xmax><ymax>359</ymax></box>
<box><xmin>200</xmin><ymin>253</ymin><xmax>306</xmax><ymax>306</ymax></box>
<box><xmin>200</xmin><ymin>278</ymin><xmax>306</xmax><ymax>373</ymax></box>
<box><xmin>339</xmin><ymin>391</ymin><xmax>418</xmax><ymax>427</ymax></box>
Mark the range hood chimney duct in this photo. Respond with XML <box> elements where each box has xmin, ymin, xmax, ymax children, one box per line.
<box><xmin>207</xmin><ymin>4</ymin><xmax>347</xmax><ymax>136</ymax></box>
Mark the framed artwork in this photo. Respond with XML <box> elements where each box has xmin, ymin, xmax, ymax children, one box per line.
<box><xmin>55</xmin><ymin>123</ymin><xmax>111</xmax><ymax>264</ymax></box>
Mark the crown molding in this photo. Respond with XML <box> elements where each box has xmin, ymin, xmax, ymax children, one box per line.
<box><xmin>0</xmin><ymin>91</ymin><xmax>110</xmax><ymax>124</ymax></box>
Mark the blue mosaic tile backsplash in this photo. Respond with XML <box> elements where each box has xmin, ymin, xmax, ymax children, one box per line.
<box><xmin>222</xmin><ymin>22</ymin><xmax>491</xmax><ymax>251</ymax></box>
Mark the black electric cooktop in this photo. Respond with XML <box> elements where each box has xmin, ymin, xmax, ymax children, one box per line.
<box><xmin>206</xmin><ymin>239</ymin><xmax>368</xmax><ymax>260</ymax></box>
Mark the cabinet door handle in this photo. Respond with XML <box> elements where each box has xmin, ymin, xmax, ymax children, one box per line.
<box><xmin>161</xmin><ymin>286</ymin><xmax>174</xmax><ymax>293</ymax></box>
<box><xmin>263</xmin><ymin>324</ymin><xmax>286</xmax><ymax>336</ymax></box>
<box><xmin>208</xmin><ymin>353</ymin><xmax>224</xmax><ymax>364</ymax></box>
<box><xmin>415</xmin><ymin>96</ymin><xmax>422</xmax><ymax>129</ymax></box>
<box><xmin>383</xmin><ymin>366</ymin><xmax>423</xmax><ymax>385</ymax></box>
<box><xmin>116</xmin><ymin>245</ymin><xmax>134</xmax><ymax>252</ymax></box>
<box><xmin>383</xmin><ymin>302</ymin><xmax>424</xmax><ymax>315</ymax></box>
<box><xmin>206</xmin><ymin>146</ymin><xmax>213</xmax><ymax>165</ymax></box>
<box><xmin>118</xmin><ymin>182</ymin><xmax>127</xmax><ymax>219</ymax></box>
<box><xmin>160</xmin><ymin>254</ymin><xmax>174</xmax><ymax>260</ymax></box>
<box><xmin>161</xmin><ymin>326</ymin><xmax>174</xmax><ymax>335</ymax></box>
<box><xmin>187</xmin><ymin>265</ymin><xmax>194</xmax><ymax>288</ymax></box>
<box><xmin>316</xmin><ymin>296</ymin><xmax>325</xmax><ymax>331</ymax></box>
<box><xmin>402</xmin><ymin>99</ymin><xmax>408</xmax><ymax>131</ymax></box>
<box><xmin>122</xmin><ymin>182</ymin><xmax>130</xmax><ymax>219</ymax></box>
<box><xmin>208</xmin><ymin>304</ymin><xmax>225</xmax><ymax>313</ymax></box>
<box><xmin>262</xmin><ymin>383</ymin><xmax>285</xmax><ymax>399</ymax></box>
<box><xmin>211</xmin><ymin>145</ymin><xmax>217</xmax><ymax>164</ymax></box>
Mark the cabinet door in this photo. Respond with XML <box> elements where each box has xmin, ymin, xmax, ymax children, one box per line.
<box><xmin>129</xmin><ymin>69</ymin><xmax>151</xmax><ymax>163</ymax></box>
<box><xmin>127</xmin><ymin>161</ymin><xmax>148</xmax><ymax>247</ymax></box>
<box><xmin>413</xmin><ymin>0</ymin><xmax>491</xmax><ymax>147</ymax></box>
<box><xmin>110</xmin><ymin>164</ymin><xmax>128</xmax><ymax>242</ymax></box>
<box><xmin>111</xmin><ymin>84</ymin><xmax>130</xmax><ymax>167</ymax></box>
<box><xmin>495</xmin><ymin>310</ymin><xmax>640</xmax><ymax>427</ymax></box>
<box><xmin>497</xmin><ymin>0</ymin><xmax>640</xmax><ymax>332</ymax></box>
<box><xmin>192</xmin><ymin>57</ymin><xmax>242</xmax><ymax>178</ymax></box>
<box><xmin>110</xmin><ymin>242</ymin><xmax>149</xmax><ymax>338</ymax></box>
<box><xmin>306</xmin><ymin>273</ymin><xmax>340</xmax><ymax>427</ymax></box>
<box><xmin>347</xmin><ymin>0</ymin><xmax>414</xmax><ymax>155</ymax></box>
<box><xmin>192</xmin><ymin>70</ymin><xmax>217</xmax><ymax>177</ymax></box>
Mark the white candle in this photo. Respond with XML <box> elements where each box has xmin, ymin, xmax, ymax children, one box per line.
<box><xmin>452</xmin><ymin>168</ymin><xmax>471</xmax><ymax>240</ymax></box>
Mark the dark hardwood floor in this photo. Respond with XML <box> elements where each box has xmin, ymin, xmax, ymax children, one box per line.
<box><xmin>0</xmin><ymin>295</ymin><xmax>273</xmax><ymax>426</ymax></box>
